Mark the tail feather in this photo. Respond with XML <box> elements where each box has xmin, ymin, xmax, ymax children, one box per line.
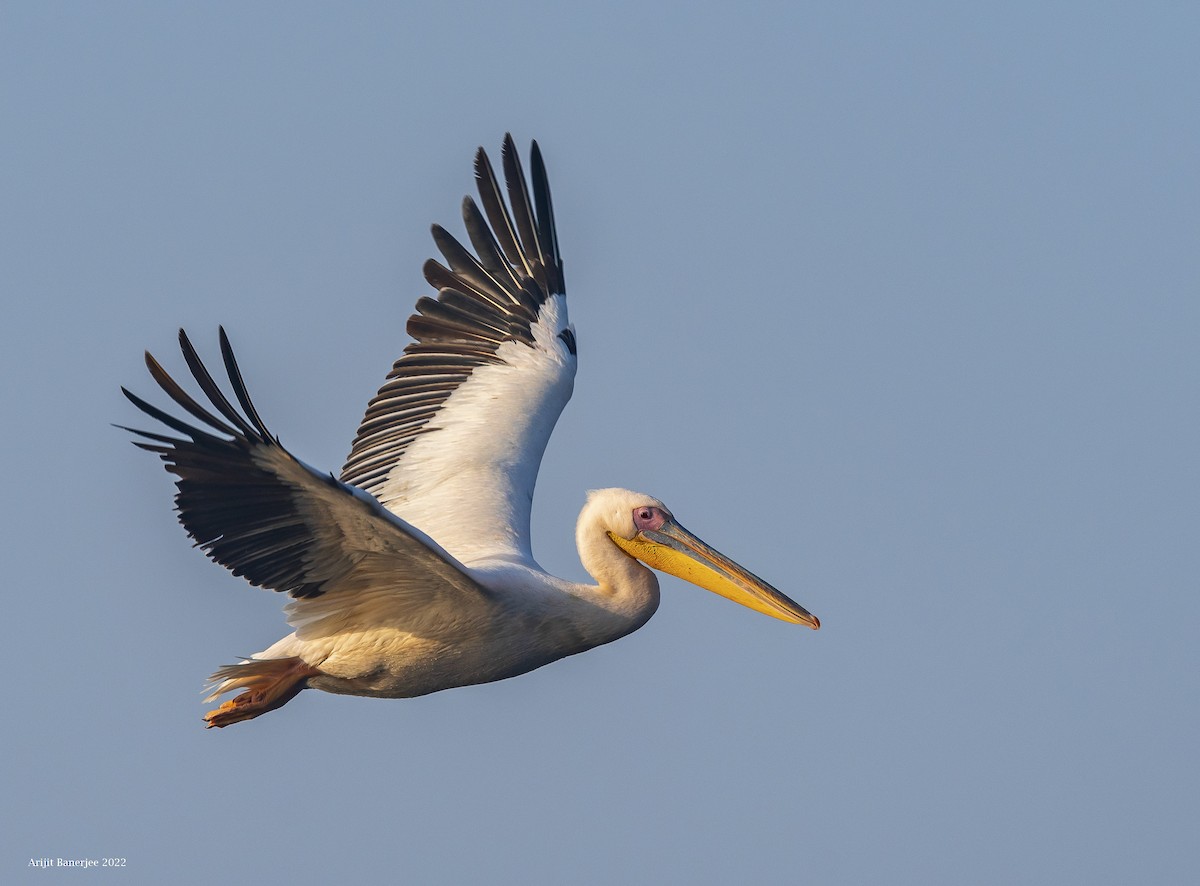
<box><xmin>204</xmin><ymin>657</ymin><xmax>303</xmax><ymax>702</ymax></box>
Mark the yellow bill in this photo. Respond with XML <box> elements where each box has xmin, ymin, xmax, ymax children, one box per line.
<box><xmin>609</xmin><ymin>520</ymin><xmax>819</xmax><ymax>628</ymax></box>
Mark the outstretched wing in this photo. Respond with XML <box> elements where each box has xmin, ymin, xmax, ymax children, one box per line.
<box><xmin>121</xmin><ymin>328</ymin><xmax>494</xmax><ymax>636</ymax></box>
<box><xmin>340</xmin><ymin>135</ymin><xmax>576</xmax><ymax>565</ymax></box>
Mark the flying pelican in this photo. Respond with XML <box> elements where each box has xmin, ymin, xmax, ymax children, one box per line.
<box><xmin>122</xmin><ymin>135</ymin><xmax>819</xmax><ymax>728</ymax></box>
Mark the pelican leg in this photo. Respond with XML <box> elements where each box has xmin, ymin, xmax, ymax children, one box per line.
<box><xmin>202</xmin><ymin>657</ymin><xmax>321</xmax><ymax>728</ymax></box>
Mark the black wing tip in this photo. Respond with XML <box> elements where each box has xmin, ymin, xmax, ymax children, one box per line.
<box><xmin>122</xmin><ymin>327</ymin><xmax>284</xmax><ymax>446</ymax></box>
<box><xmin>216</xmin><ymin>327</ymin><xmax>273</xmax><ymax>441</ymax></box>
<box><xmin>177</xmin><ymin>326</ymin><xmax>198</xmax><ymax>355</ymax></box>
<box><xmin>473</xmin><ymin>133</ymin><xmax>528</xmax><ymax>183</ymax></box>
<box><xmin>473</xmin><ymin>144</ymin><xmax>494</xmax><ymax>182</ymax></box>
<box><xmin>112</xmin><ymin>418</ymin><xmax>169</xmax><ymax>449</ymax></box>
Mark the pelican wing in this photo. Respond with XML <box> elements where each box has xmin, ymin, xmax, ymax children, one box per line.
<box><xmin>340</xmin><ymin>135</ymin><xmax>576</xmax><ymax>564</ymax></box>
<box><xmin>121</xmin><ymin>328</ymin><xmax>494</xmax><ymax>634</ymax></box>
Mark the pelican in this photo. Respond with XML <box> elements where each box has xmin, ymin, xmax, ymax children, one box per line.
<box><xmin>122</xmin><ymin>135</ymin><xmax>819</xmax><ymax>728</ymax></box>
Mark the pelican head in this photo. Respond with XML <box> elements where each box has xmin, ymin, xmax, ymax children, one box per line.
<box><xmin>584</xmin><ymin>488</ymin><xmax>819</xmax><ymax>629</ymax></box>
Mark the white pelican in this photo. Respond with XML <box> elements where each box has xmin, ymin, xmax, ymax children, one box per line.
<box><xmin>122</xmin><ymin>135</ymin><xmax>819</xmax><ymax>728</ymax></box>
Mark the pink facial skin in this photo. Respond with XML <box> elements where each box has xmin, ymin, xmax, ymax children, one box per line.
<box><xmin>633</xmin><ymin>506</ymin><xmax>671</xmax><ymax>532</ymax></box>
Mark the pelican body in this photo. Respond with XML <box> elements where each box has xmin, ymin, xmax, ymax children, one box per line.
<box><xmin>122</xmin><ymin>136</ymin><xmax>818</xmax><ymax>728</ymax></box>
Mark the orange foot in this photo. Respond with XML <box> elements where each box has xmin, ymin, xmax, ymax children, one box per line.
<box><xmin>203</xmin><ymin>657</ymin><xmax>321</xmax><ymax>728</ymax></box>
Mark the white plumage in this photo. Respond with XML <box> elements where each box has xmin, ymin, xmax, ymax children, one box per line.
<box><xmin>376</xmin><ymin>291</ymin><xmax>575</xmax><ymax>562</ymax></box>
<box><xmin>123</xmin><ymin>136</ymin><xmax>818</xmax><ymax>728</ymax></box>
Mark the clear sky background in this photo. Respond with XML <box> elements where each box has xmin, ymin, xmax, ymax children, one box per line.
<box><xmin>3</xmin><ymin>3</ymin><xmax>1197</xmax><ymax>884</ymax></box>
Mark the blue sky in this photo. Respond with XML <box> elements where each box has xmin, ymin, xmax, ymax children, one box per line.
<box><xmin>3</xmin><ymin>3</ymin><xmax>1198</xmax><ymax>884</ymax></box>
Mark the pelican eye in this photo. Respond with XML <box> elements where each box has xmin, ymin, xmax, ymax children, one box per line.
<box><xmin>633</xmin><ymin>506</ymin><xmax>668</xmax><ymax>532</ymax></box>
